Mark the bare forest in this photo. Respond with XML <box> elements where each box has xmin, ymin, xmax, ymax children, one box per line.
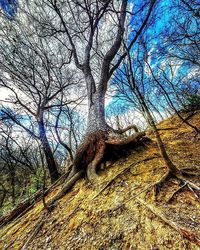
<box><xmin>0</xmin><ymin>1</ymin><xmax>199</xmax><ymax>249</ymax></box>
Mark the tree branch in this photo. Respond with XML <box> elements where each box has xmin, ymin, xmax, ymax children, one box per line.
<box><xmin>98</xmin><ymin>1</ymin><xmax>128</xmax><ymax>94</ymax></box>
<box><xmin>109</xmin><ymin>0</ymin><xmax>156</xmax><ymax>78</ymax></box>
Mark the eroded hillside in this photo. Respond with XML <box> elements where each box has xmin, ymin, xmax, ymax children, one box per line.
<box><xmin>0</xmin><ymin>112</ymin><xmax>200</xmax><ymax>250</ymax></box>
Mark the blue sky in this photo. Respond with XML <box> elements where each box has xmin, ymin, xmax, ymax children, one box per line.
<box><xmin>1</xmin><ymin>0</ymin><xmax>199</xmax><ymax>118</ymax></box>
<box><xmin>0</xmin><ymin>0</ymin><xmax>18</xmax><ymax>19</ymax></box>
<box><xmin>107</xmin><ymin>0</ymin><xmax>199</xmax><ymax>116</ymax></box>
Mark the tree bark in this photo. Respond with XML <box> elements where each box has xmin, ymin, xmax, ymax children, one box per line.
<box><xmin>10</xmin><ymin>168</ymin><xmax>16</xmax><ymax>206</ymax></box>
<box><xmin>38</xmin><ymin>112</ymin><xmax>59</xmax><ymax>183</ymax></box>
<box><xmin>73</xmin><ymin>91</ymin><xmax>110</xmax><ymax>172</ymax></box>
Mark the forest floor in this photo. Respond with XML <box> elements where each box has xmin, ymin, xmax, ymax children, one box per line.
<box><xmin>0</xmin><ymin>111</ymin><xmax>200</xmax><ymax>250</ymax></box>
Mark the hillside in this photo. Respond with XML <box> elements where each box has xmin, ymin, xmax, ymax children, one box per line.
<box><xmin>0</xmin><ymin>112</ymin><xmax>200</xmax><ymax>250</ymax></box>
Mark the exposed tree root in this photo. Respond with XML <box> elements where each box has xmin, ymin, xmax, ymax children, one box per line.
<box><xmin>180</xmin><ymin>167</ymin><xmax>200</xmax><ymax>176</ymax></box>
<box><xmin>0</xmin><ymin>127</ymin><xmax>146</xmax><ymax>226</ymax></box>
<box><xmin>44</xmin><ymin>129</ymin><xmax>146</xmax><ymax>207</ymax></box>
<box><xmin>73</xmin><ymin>131</ymin><xmax>106</xmax><ymax>171</ymax></box>
<box><xmin>167</xmin><ymin>183</ymin><xmax>187</xmax><ymax>203</ymax></box>
<box><xmin>47</xmin><ymin>130</ymin><xmax>145</xmax><ymax>206</ymax></box>
<box><xmin>115</xmin><ymin>124</ymin><xmax>139</xmax><ymax>134</ymax></box>
<box><xmin>92</xmin><ymin>155</ymin><xmax>159</xmax><ymax>200</ymax></box>
<box><xmin>0</xmin><ymin>199</ymin><xmax>33</xmax><ymax>228</ymax></box>
<box><xmin>21</xmin><ymin>212</ymin><xmax>49</xmax><ymax>250</ymax></box>
<box><xmin>167</xmin><ymin>181</ymin><xmax>200</xmax><ymax>203</ymax></box>
<box><xmin>154</xmin><ymin>169</ymin><xmax>172</xmax><ymax>197</ymax></box>
<box><xmin>46</xmin><ymin>170</ymin><xmax>84</xmax><ymax>209</ymax></box>
<box><xmin>154</xmin><ymin>168</ymin><xmax>200</xmax><ymax>201</ymax></box>
<box><xmin>47</xmin><ymin>128</ymin><xmax>145</xmax><ymax>206</ymax></box>
<box><xmin>86</xmin><ymin>139</ymin><xmax>106</xmax><ymax>183</ymax></box>
<box><xmin>136</xmin><ymin>197</ymin><xmax>200</xmax><ymax>247</ymax></box>
<box><xmin>105</xmin><ymin>132</ymin><xmax>145</xmax><ymax>145</ymax></box>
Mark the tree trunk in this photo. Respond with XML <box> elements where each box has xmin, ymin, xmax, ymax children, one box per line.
<box><xmin>87</xmin><ymin>92</ymin><xmax>109</xmax><ymax>133</ymax></box>
<box><xmin>135</xmin><ymin>87</ymin><xmax>177</xmax><ymax>172</ymax></box>
<box><xmin>73</xmin><ymin>91</ymin><xmax>110</xmax><ymax>173</ymax></box>
<box><xmin>38</xmin><ymin>114</ymin><xmax>59</xmax><ymax>183</ymax></box>
<box><xmin>10</xmin><ymin>168</ymin><xmax>16</xmax><ymax>206</ymax></box>
<box><xmin>62</xmin><ymin>84</ymin><xmax>144</xmax><ymax>187</ymax></box>
<box><xmin>0</xmin><ymin>184</ymin><xmax>7</xmax><ymax>208</ymax></box>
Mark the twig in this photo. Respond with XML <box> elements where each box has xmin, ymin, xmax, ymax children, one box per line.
<box><xmin>46</xmin><ymin>170</ymin><xmax>84</xmax><ymax>208</ymax></box>
<box><xmin>167</xmin><ymin>183</ymin><xmax>187</xmax><ymax>203</ymax></box>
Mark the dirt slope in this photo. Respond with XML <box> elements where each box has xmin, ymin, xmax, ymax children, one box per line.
<box><xmin>0</xmin><ymin>112</ymin><xmax>200</xmax><ymax>250</ymax></box>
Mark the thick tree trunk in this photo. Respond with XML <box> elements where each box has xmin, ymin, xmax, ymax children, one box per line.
<box><xmin>71</xmin><ymin>90</ymin><xmax>144</xmax><ymax>183</ymax></box>
<box><xmin>38</xmin><ymin>115</ymin><xmax>59</xmax><ymax>183</ymax></box>
<box><xmin>73</xmin><ymin>92</ymin><xmax>110</xmax><ymax>173</ymax></box>
<box><xmin>87</xmin><ymin>92</ymin><xmax>109</xmax><ymax>133</ymax></box>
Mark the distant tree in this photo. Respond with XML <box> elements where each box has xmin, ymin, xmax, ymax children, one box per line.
<box><xmin>159</xmin><ymin>0</ymin><xmax>200</xmax><ymax>72</ymax></box>
<box><xmin>0</xmin><ymin>118</ymin><xmax>40</xmax><ymax>207</ymax></box>
<box><xmin>0</xmin><ymin>8</ymin><xmax>83</xmax><ymax>183</ymax></box>
<box><xmin>114</xmin><ymin>39</ymin><xmax>200</xmax><ymax>196</ymax></box>
<box><xmin>165</xmin><ymin>0</ymin><xmax>200</xmax><ymax>113</ymax></box>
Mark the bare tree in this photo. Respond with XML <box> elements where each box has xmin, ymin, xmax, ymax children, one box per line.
<box><xmin>35</xmin><ymin>0</ymin><xmax>156</xmax><ymax>189</ymax></box>
<box><xmin>114</xmin><ymin>41</ymin><xmax>200</xmax><ymax>197</ymax></box>
<box><xmin>160</xmin><ymin>0</ymin><xmax>200</xmax><ymax>69</ymax></box>
<box><xmin>0</xmin><ymin>8</ymin><xmax>83</xmax><ymax>182</ymax></box>
<box><xmin>0</xmin><ymin>115</ymin><xmax>44</xmax><ymax>207</ymax></box>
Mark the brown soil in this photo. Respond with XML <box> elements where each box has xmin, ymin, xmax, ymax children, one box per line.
<box><xmin>0</xmin><ymin>111</ymin><xmax>200</xmax><ymax>250</ymax></box>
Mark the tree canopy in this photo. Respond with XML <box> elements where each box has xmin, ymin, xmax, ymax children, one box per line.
<box><xmin>0</xmin><ymin>0</ymin><xmax>199</xmax><ymax>217</ymax></box>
